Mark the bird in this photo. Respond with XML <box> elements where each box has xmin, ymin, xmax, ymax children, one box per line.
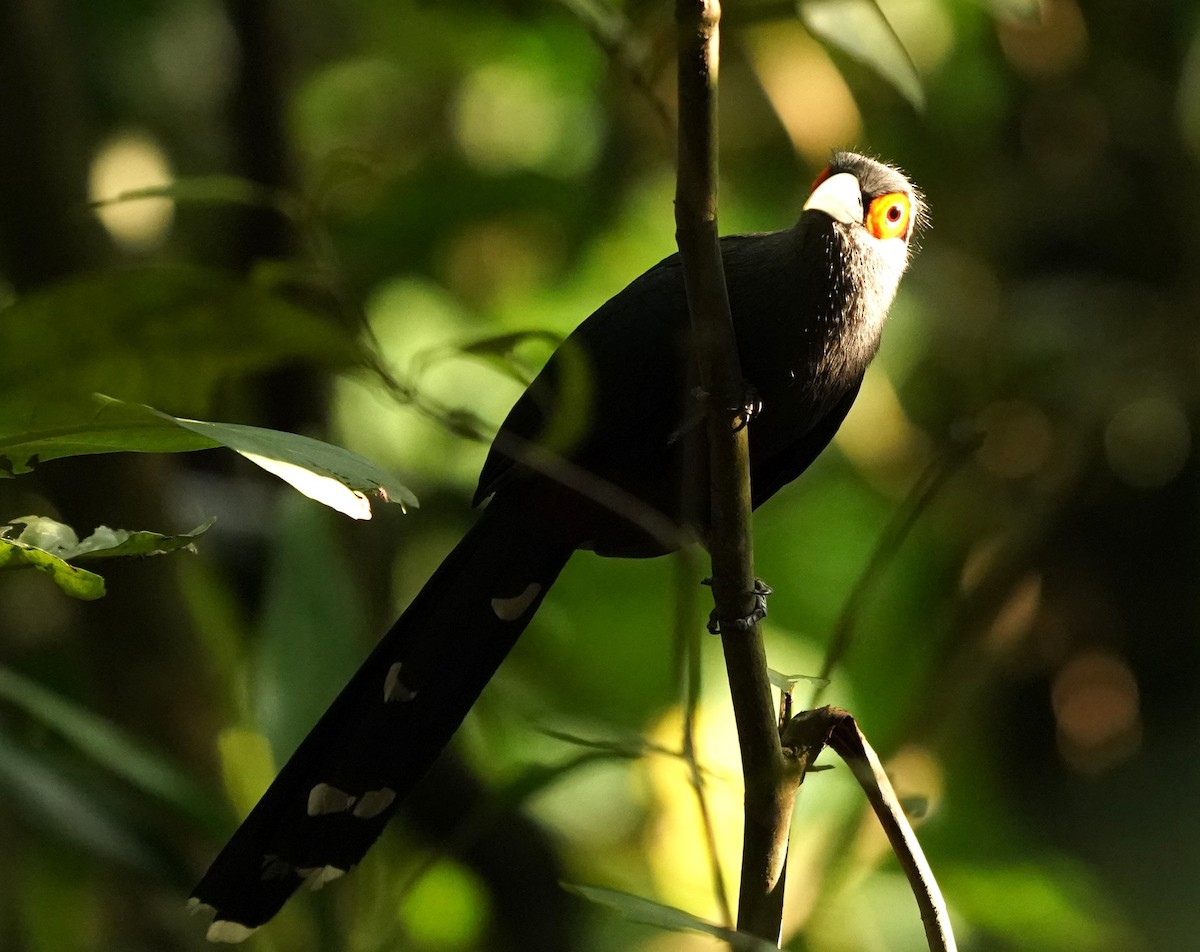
<box><xmin>189</xmin><ymin>151</ymin><xmax>925</xmax><ymax>942</ymax></box>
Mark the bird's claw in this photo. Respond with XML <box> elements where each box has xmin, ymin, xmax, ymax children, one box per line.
<box><xmin>703</xmin><ymin>577</ymin><xmax>773</xmax><ymax>634</ymax></box>
<box><xmin>732</xmin><ymin>386</ymin><xmax>763</xmax><ymax>432</ymax></box>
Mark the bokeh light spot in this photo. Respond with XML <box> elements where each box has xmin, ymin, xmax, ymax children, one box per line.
<box><xmin>977</xmin><ymin>400</ymin><xmax>1055</xmax><ymax>479</ymax></box>
<box><xmin>1104</xmin><ymin>393</ymin><xmax>1190</xmax><ymax>488</ymax></box>
<box><xmin>997</xmin><ymin>0</ymin><xmax>1088</xmax><ymax>79</ymax></box>
<box><xmin>885</xmin><ymin>745</ymin><xmax>944</xmax><ymax>822</ymax></box>
<box><xmin>986</xmin><ymin>572</ymin><xmax>1043</xmax><ymax>652</ymax></box>
<box><xmin>89</xmin><ymin>131</ymin><xmax>174</xmax><ymax>250</ymax></box>
<box><xmin>834</xmin><ymin>365</ymin><xmax>929</xmax><ymax>476</ymax></box>
<box><xmin>453</xmin><ymin>63</ymin><xmax>602</xmax><ymax>177</ymax></box>
<box><xmin>1052</xmin><ymin>649</ymin><xmax>1141</xmax><ymax>774</ymax></box>
<box><xmin>398</xmin><ymin>860</ymin><xmax>490</xmax><ymax>948</ymax></box>
<box><xmin>442</xmin><ymin>216</ymin><xmax>567</xmax><ymax>307</ymax></box>
<box><xmin>744</xmin><ymin>23</ymin><xmax>861</xmax><ymax>165</ymax></box>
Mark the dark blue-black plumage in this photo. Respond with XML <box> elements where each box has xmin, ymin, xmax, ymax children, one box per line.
<box><xmin>190</xmin><ymin>151</ymin><xmax>923</xmax><ymax>941</ymax></box>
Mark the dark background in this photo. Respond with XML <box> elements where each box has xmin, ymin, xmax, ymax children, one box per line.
<box><xmin>0</xmin><ymin>0</ymin><xmax>1194</xmax><ymax>949</ymax></box>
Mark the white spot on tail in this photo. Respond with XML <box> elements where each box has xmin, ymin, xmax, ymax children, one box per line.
<box><xmin>491</xmin><ymin>582</ymin><xmax>542</xmax><ymax>621</ymax></box>
<box><xmin>384</xmin><ymin>662</ymin><xmax>417</xmax><ymax>702</ymax></box>
<box><xmin>307</xmin><ymin>783</ymin><xmax>355</xmax><ymax>816</ymax></box>
<box><xmin>186</xmin><ymin>897</ymin><xmax>215</xmax><ymax>918</ymax></box>
<box><xmin>207</xmin><ymin>920</ymin><xmax>259</xmax><ymax>943</ymax></box>
<box><xmin>298</xmin><ymin>865</ymin><xmax>346</xmax><ymax>890</ymax></box>
<box><xmin>352</xmin><ymin>787</ymin><xmax>396</xmax><ymax>818</ymax></box>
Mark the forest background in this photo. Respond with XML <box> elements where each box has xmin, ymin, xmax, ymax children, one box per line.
<box><xmin>0</xmin><ymin>0</ymin><xmax>1196</xmax><ymax>950</ymax></box>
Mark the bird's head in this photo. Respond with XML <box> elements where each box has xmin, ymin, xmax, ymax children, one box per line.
<box><xmin>802</xmin><ymin>151</ymin><xmax>925</xmax><ymax>294</ymax></box>
<box><xmin>796</xmin><ymin>152</ymin><xmax>926</xmax><ymax>372</ymax></box>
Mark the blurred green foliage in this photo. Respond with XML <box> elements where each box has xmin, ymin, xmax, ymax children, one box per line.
<box><xmin>0</xmin><ymin>0</ymin><xmax>1197</xmax><ymax>950</ymax></box>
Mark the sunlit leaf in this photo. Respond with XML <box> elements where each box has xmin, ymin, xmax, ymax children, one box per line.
<box><xmin>0</xmin><ymin>395</ymin><xmax>417</xmax><ymax>519</ymax></box>
<box><xmin>147</xmin><ymin>405</ymin><xmax>418</xmax><ymax>517</ymax></box>
<box><xmin>798</xmin><ymin>0</ymin><xmax>924</xmax><ymax>110</ymax></box>
<box><xmin>0</xmin><ymin>532</ymin><xmax>106</xmax><ymax>600</ymax></box>
<box><xmin>565</xmin><ymin>884</ymin><xmax>778</xmax><ymax>952</ymax></box>
<box><xmin>768</xmin><ymin>669</ymin><xmax>830</xmax><ymax>692</ymax></box>
<box><xmin>2</xmin><ymin>514</ymin><xmax>214</xmax><ymax>561</ymax></box>
<box><xmin>0</xmin><ymin>515</ymin><xmax>215</xmax><ymax>600</ymax></box>
<box><xmin>70</xmin><ymin>518</ymin><xmax>216</xmax><ymax>559</ymax></box>
<box><xmin>0</xmin><ymin>666</ymin><xmax>226</xmax><ymax>834</ymax></box>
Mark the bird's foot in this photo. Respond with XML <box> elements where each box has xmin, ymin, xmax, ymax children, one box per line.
<box><xmin>732</xmin><ymin>385</ymin><xmax>762</xmax><ymax>432</ymax></box>
<box><xmin>676</xmin><ymin>385</ymin><xmax>761</xmax><ymax>435</ymax></box>
<box><xmin>702</xmin><ymin>577</ymin><xmax>773</xmax><ymax>634</ymax></box>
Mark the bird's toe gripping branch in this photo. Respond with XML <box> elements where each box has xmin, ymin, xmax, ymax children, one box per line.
<box><xmin>703</xmin><ymin>577</ymin><xmax>773</xmax><ymax>634</ymax></box>
<box><xmin>732</xmin><ymin>384</ymin><xmax>763</xmax><ymax>432</ymax></box>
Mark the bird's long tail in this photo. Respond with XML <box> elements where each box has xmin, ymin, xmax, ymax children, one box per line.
<box><xmin>190</xmin><ymin>488</ymin><xmax>575</xmax><ymax>942</ymax></box>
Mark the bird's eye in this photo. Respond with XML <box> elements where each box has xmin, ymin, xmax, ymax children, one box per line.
<box><xmin>866</xmin><ymin>192</ymin><xmax>911</xmax><ymax>240</ymax></box>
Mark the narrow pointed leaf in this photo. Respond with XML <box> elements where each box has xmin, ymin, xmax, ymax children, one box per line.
<box><xmin>0</xmin><ymin>732</ymin><xmax>169</xmax><ymax>874</ymax></box>
<box><xmin>799</xmin><ymin>0</ymin><xmax>924</xmax><ymax>110</ymax></box>
<box><xmin>566</xmin><ymin>884</ymin><xmax>779</xmax><ymax>952</ymax></box>
<box><xmin>0</xmin><ymin>666</ymin><xmax>226</xmax><ymax>834</ymax></box>
<box><xmin>0</xmin><ymin>395</ymin><xmax>416</xmax><ymax>519</ymax></box>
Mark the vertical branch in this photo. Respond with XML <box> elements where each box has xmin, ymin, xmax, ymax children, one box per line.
<box><xmin>673</xmin><ymin>1</ymin><xmax>798</xmax><ymax>942</ymax></box>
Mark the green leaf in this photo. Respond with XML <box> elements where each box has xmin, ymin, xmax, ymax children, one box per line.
<box><xmin>0</xmin><ymin>265</ymin><xmax>360</xmax><ymax>412</ymax></box>
<box><xmin>2</xmin><ymin>514</ymin><xmax>215</xmax><ymax>561</ymax></box>
<box><xmin>0</xmin><ymin>532</ymin><xmax>106</xmax><ymax>600</ymax></box>
<box><xmin>0</xmin><ymin>396</ymin><xmax>417</xmax><ymax>520</ymax></box>
<box><xmin>162</xmin><ymin>410</ymin><xmax>417</xmax><ymax>518</ymax></box>
<box><xmin>565</xmin><ymin>884</ymin><xmax>779</xmax><ymax>952</ymax></box>
<box><xmin>798</xmin><ymin>0</ymin><xmax>924</xmax><ymax>110</ymax></box>
<box><xmin>70</xmin><ymin>518</ymin><xmax>216</xmax><ymax>560</ymax></box>
<box><xmin>0</xmin><ymin>395</ymin><xmax>221</xmax><ymax>475</ymax></box>
<box><xmin>0</xmin><ymin>666</ymin><xmax>227</xmax><ymax>834</ymax></box>
<box><xmin>0</xmin><ymin>515</ymin><xmax>215</xmax><ymax>600</ymax></box>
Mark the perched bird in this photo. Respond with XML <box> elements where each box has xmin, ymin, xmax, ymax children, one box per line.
<box><xmin>190</xmin><ymin>151</ymin><xmax>924</xmax><ymax>941</ymax></box>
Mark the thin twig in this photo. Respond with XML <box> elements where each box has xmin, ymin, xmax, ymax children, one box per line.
<box><xmin>782</xmin><ymin>708</ymin><xmax>957</xmax><ymax>952</ymax></box>
<box><xmin>552</xmin><ymin>0</ymin><xmax>676</xmax><ymax>135</ymax></box>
